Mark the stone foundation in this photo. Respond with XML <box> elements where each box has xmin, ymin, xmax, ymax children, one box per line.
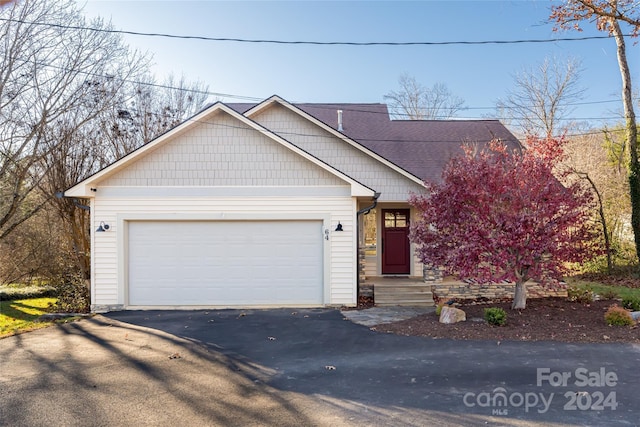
<box><xmin>91</xmin><ymin>304</ymin><xmax>125</xmax><ymax>313</ymax></box>
<box><xmin>431</xmin><ymin>280</ymin><xmax>568</xmax><ymax>302</ymax></box>
<box><xmin>423</xmin><ymin>264</ymin><xmax>443</xmax><ymax>283</ymax></box>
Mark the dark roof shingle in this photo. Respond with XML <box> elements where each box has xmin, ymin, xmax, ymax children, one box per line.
<box><xmin>228</xmin><ymin>102</ymin><xmax>521</xmax><ymax>183</ymax></box>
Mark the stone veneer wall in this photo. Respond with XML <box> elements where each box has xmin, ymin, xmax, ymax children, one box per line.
<box><xmin>358</xmin><ymin>247</ymin><xmax>366</xmax><ymax>284</ymax></box>
<box><xmin>431</xmin><ymin>280</ymin><xmax>568</xmax><ymax>301</ymax></box>
<box><xmin>423</xmin><ymin>265</ymin><xmax>444</xmax><ymax>283</ymax></box>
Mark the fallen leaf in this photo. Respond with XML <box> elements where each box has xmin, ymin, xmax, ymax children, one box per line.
<box><xmin>168</xmin><ymin>353</ymin><xmax>181</xmax><ymax>359</ymax></box>
<box><xmin>325</xmin><ymin>365</ymin><xmax>336</xmax><ymax>370</ymax></box>
<box><xmin>268</xmin><ymin>336</ymin><xmax>276</xmax><ymax>341</ymax></box>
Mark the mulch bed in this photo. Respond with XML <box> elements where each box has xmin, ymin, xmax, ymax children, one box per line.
<box><xmin>377</xmin><ymin>297</ymin><xmax>640</xmax><ymax>343</ymax></box>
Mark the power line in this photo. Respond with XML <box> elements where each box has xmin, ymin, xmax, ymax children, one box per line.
<box><xmin>12</xmin><ymin>58</ymin><xmax>635</xmax><ymax>123</ymax></box>
<box><xmin>3</xmin><ymin>37</ymin><xmax>634</xmax><ymax>125</ymax></box>
<box><xmin>141</xmin><ymin>108</ymin><xmax>623</xmax><ymax>146</ymax></box>
<box><xmin>0</xmin><ymin>17</ymin><xmax>631</xmax><ymax>46</ymax></box>
<box><xmin>21</xmin><ymin>56</ymin><xmax>635</xmax><ymax>119</ymax></box>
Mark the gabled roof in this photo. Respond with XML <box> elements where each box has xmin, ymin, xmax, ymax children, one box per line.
<box><xmin>228</xmin><ymin>100</ymin><xmax>521</xmax><ymax>183</ymax></box>
<box><xmin>238</xmin><ymin>96</ymin><xmax>425</xmax><ymax>187</ymax></box>
<box><xmin>65</xmin><ymin>102</ymin><xmax>374</xmax><ymax>198</ymax></box>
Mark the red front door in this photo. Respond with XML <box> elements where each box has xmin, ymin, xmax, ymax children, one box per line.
<box><xmin>381</xmin><ymin>209</ymin><xmax>411</xmax><ymax>274</ymax></box>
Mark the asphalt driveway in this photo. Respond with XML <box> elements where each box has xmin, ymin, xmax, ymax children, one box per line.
<box><xmin>2</xmin><ymin>308</ymin><xmax>640</xmax><ymax>426</ymax></box>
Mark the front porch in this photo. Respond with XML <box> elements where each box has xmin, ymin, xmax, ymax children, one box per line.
<box><xmin>358</xmin><ymin>204</ymin><xmax>434</xmax><ymax>306</ymax></box>
<box><xmin>357</xmin><ymin>204</ymin><xmax>567</xmax><ymax>307</ymax></box>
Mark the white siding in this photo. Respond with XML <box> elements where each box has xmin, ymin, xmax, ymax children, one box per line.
<box><xmin>251</xmin><ymin>105</ymin><xmax>426</xmax><ymax>202</ymax></box>
<box><xmin>99</xmin><ymin>111</ymin><xmax>346</xmax><ymax>188</ymax></box>
<box><xmin>91</xmin><ymin>195</ymin><xmax>356</xmax><ymax>308</ymax></box>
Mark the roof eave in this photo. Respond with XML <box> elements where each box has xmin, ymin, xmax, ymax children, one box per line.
<box><xmin>64</xmin><ymin>100</ymin><xmax>375</xmax><ymax>199</ymax></box>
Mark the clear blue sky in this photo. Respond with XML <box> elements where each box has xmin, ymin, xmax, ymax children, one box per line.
<box><xmin>78</xmin><ymin>0</ymin><xmax>639</xmax><ymax>129</ymax></box>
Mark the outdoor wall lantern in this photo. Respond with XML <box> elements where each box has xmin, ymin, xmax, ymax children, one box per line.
<box><xmin>96</xmin><ymin>221</ymin><xmax>110</xmax><ymax>232</ymax></box>
<box><xmin>335</xmin><ymin>222</ymin><xmax>343</xmax><ymax>232</ymax></box>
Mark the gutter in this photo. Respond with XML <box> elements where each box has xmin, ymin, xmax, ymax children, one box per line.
<box><xmin>55</xmin><ymin>191</ymin><xmax>90</xmax><ymax>211</ymax></box>
<box><xmin>356</xmin><ymin>192</ymin><xmax>381</xmax><ymax>300</ymax></box>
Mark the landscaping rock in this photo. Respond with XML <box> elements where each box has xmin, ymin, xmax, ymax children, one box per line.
<box><xmin>439</xmin><ymin>306</ymin><xmax>466</xmax><ymax>324</ymax></box>
<box><xmin>631</xmin><ymin>312</ymin><xmax>640</xmax><ymax>321</ymax></box>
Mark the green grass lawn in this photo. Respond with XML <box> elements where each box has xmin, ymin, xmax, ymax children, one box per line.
<box><xmin>0</xmin><ymin>298</ymin><xmax>57</xmax><ymax>337</ymax></box>
<box><xmin>565</xmin><ymin>277</ymin><xmax>640</xmax><ymax>300</ymax></box>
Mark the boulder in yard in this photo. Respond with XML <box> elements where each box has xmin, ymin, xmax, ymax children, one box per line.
<box><xmin>439</xmin><ymin>306</ymin><xmax>466</xmax><ymax>324</ymax></box>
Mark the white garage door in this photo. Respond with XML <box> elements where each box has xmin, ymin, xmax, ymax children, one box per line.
<box><xmin>128</xmin><ymin>220</ymin><xmax>324</xmax><ymax>306</ymax></box>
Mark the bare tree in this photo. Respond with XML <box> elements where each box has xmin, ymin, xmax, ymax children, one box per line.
<box><xmin>0</xmin><ymin>0</ymin><xmax>148</xmax><ymax>240</ymax></box>
<box><xmin>100</xmin><ymin>74</ymin><xmax>210</xmax><ymax>160</ymax></box>
<box><xmin>496</xmin><ymin>57</ymin><xmax>586</xmax><ymax>137</ymax></box>
<box><xmin>551</xmin><ymin>0</ymin><xmax>640</xmax><ymax>265</ymax></box>
<box><xmin>563</xmin><ymin>131</ymin><xmax>632</xmax><ymax>271</ymax></box>
<box><xmin>384</xmin><ymin>74</ymin><xmax>466</xmax><ymax>120</ymax></box>
<box><xmin>0</xmin><ymin>0</ymin><xmax>210</xmax><ymax>285</ymax></box>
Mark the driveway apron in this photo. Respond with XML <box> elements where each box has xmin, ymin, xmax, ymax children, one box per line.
<box><xmin>107</xmin><ymin>308</ymin><xmax>640</xmax><ymax>426</ymax></box>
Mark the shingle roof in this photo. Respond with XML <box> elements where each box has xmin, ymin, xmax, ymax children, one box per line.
<box><xmin>227</xmin><ymin>102</ymin><xmax>522</xmax><ymax>183</ymax></box>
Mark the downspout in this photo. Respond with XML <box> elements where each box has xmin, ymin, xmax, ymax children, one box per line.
<box><xmin>356</xmin><ymin>192</ymin><xmax>381</xmax><ymax>300</ymax></box>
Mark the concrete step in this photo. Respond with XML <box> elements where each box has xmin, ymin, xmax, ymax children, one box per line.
<box><xmin>374</xmin><ymin>287</ymin><xmax>431</xmax><ymax>295</ymax></box>
<box><xmin>376</xmin><ymin>301</ymin><xmax>435</xmax><ymax>307</ymax></box>
<box><xmin>374</xmin><ymin>283</ymin><xmax>434</xmax><ymax>307</ymax></box>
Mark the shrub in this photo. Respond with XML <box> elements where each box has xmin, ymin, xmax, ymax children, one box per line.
<box><xmin>435</xmin><ymin>303</ymin><xmax>445</xmax><ymax>316</ymax></box>
<box><xmin>622</xmin><ymin>296</ymin><xmax>640</xmax><ymax>312</ymax></box>
<box><xmin>49</xmin><ymin>274</ymin><xmax>90</xmax><ymax>313</ymax></box>
<box><xmin>484</xmin><ymin>307</ymin><xmax>507</xmax><ymax>326</ymax></box>
<box><xmin>566</xmin><ymin>286</ymin><xmax>594</xmax><ymax>304</ymax></box>
<box><xmin>604</xmin><ymin>305</ymin><xmax>634</xmax><ymax>326</ymax></box>
<box><xmin>599</xmin><ymin>289</ymin><xmax>619</xmax><ymax>300</ymax></box>
<box><xmin>0</xmin><ymin>285</ymin><xmax>58</xmax><ymax>301</ymax></box>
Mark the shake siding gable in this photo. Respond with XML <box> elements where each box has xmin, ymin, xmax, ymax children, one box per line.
<box><xmin>249</xmin><ymin>104</ymin><xmax>426</xmax><ymax>201</ymax></box>
<box><xmin>98</xmin><ymin>111</ymin><xmax>346</xmax><ymax>188</ymax></box>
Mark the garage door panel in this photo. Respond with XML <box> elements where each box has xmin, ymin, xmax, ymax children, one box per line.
<box><xmin>128</xmin><ymin>220</ymin><xmax>323</xmax><ymax>306</ymax></box>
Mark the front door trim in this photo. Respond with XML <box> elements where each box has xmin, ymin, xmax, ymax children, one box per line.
<box><xmin>381</xmin><ymin>208</ymin><xmax>411</xmax><ymax>275</ymax></box>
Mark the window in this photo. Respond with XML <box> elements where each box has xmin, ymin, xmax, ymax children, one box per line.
<box><xmin>384</xmin><ymin>211</ymin><xmax>408</xmax><ymax>228</ymax></box>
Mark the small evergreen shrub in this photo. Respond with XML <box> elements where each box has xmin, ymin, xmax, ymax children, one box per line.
<box><xmin>566</xmin><ymin>286</ymin><xmax>594</xmax><ymax>304</ymax></box>
<box><xmin>435</xmin><ymin>303</ymin><xmax>445</xmax><ymax>316</ymax></box>
<box><xmin>604</xmin><ymin>305</ymin><xmax>634</xmax><ymax>326</ymax></box>
<box><xmin>484</xmin><ymin>307</ymin><xmax>507</xmax><ymax>326</ymax></box>
<box><xmin>622</xmin><ymin>296</ymin><xmax>640</xmax><ymax>312</ymax></box>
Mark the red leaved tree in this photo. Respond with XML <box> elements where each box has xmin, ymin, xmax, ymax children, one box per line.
<box><xmin>409</xmin><ymin>137</ymin><xmax>600</xmax><ymax>309</ymax></box>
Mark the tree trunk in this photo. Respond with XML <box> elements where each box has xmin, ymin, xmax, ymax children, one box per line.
<box><xmin>512</xmin><ymin>281</ymin><xmax>527</xmax><ymax>309</ymax></box>
<box><xmin>577</xmin><ymin>171</ymin><xmax>612</xmax><ymax>272</ymax></box>
<box><xmin>611</xmin><ymin>21</ymin><xmax>640</xmax><ymax>265</ymax></box>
